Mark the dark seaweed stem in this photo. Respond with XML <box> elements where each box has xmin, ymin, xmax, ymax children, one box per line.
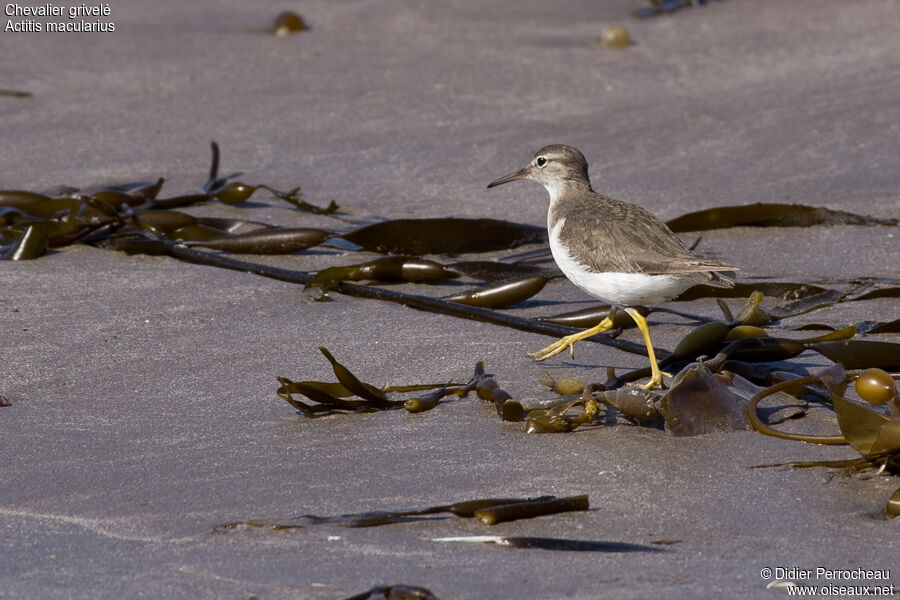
<box><xmin>203</xmin><ymin>141</ymin><xmax>223</xmax><ymax>194</ymax></box>
<box><xmin>745</xmin><ymin>376</ymin><xmax>847</xmax><ymax>445</ymax></box>
<box><xmin>165</xmin><ymin>243</ymin><xmax>661</xmax><ymax>357</ymax></box>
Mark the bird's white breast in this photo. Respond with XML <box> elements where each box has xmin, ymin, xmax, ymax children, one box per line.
<box><xmin>548</xmin><ymin>217</ymin><xmax>694</xmax><ymax>306</ymax></box>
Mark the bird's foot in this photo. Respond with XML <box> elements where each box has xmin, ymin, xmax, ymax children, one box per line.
<box><xmin>527</xmin><ymin>334</ymin><xmax>580</xmax><ymax>362</ymax></box>
<box><xmin>635</xmin><ymin>368</ymin><xmax>671</xmax><ymax>391</ymax></box>
<box><xmin>527</xmin><ymin>317</ymin><xmax>615</xmax><ymax>362</ymax></box>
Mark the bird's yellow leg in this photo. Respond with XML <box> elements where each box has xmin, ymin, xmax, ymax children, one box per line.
<box><xmin>528</xmin><ymin>316</ymin><xmax>615</xmax><ymax>362</ymax></box>
<box><xmin>624</xmin><ymin>307</ymin><xmax>667</xmax><ymax>390</ymax></box>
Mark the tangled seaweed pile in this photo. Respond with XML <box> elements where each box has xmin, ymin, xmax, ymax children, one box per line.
<box><xmin>3</xmin><ymin>143</ymin><xmax>898</xmax><ymax>518</ymax></box>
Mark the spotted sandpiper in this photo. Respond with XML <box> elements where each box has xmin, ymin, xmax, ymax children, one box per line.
<box><xmin>487</xmin><ymin>144</ymin><xmax>736</xmax><ymax>389</ymax></box>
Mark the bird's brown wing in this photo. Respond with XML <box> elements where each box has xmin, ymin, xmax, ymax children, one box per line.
<box><xmin>557</xmin><ymin>200</ymin><xmax>736</xmax><ymax>280</ymax></box>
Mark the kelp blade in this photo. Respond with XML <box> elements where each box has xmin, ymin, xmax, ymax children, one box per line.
<box><xmin>474</xmin><ymin>495</ymin><xmax>589</xmax><ymax>525</ymax></box>
<box><xmin>809</xmin><ymin>340</ymin><xmax>900</xmax><ymax>370</ymax></box>
<box><xmin>2</xmin><ymin>223</ymin><xmax>50</xmax><ymax>260</ymax></box>
<box><xmin>183</xmin><ymin>227</ymin><xmax>330</xmax><ymax>254</ymax></box>
<box><xmin>666</xmin><ymin>203</ymin><xmax>897</xmax><ymax>232</ymax></box>
<box><xmin>341</xmin><ymin>218</ymin><xmax>546</xmax><ymax>255</ymax></box>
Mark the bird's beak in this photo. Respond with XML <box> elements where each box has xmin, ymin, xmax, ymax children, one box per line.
<box><xmin>486</xmin><ymin>167</ymin><xmax>529</xmax><ymax>189</ymax></box>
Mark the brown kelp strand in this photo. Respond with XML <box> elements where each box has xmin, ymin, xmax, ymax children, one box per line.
<box><xmin>277</xmin><ymin>352</ymin><xmax>494</xmax><ymax>417</ymax></box>
<box><xmin>200</xmin><ymin>142</ymin><xmax>335</xmax><ymax>212</ymax></box>
<box><xmin>255</xmin><ymin>184</ymin><xmax>339</xmax><ymax>214</ymax></box>
<box><xmin>660</xmin><ymin>293</ymin><xmax>770</xmax><ymax>365</ymax></box>
<box><xmin>277</xmin><ymin>347</ymin><xmax>407</xmax><ymax>415</ymax></box>
<box><xmin>297</xmin><ymin>496</ymin><xmax>573</xmax><ymax>528</ymax></box>
<box><xmin>666</xmin><ymin>323</ymin><xmax>860</xmax><ymax>369</ymax></box>
<box><xmin>665</xmin><ymin>202</ymin><xmax>898</xmax><ymax>232</ymax></box>
<box><xmin>851</xmin><ymin>285</ymin><xmax>900</xmax><ymax>302</ymax></box>
<box><xmin>447</xmin><ymin>260</ymin><xmax>546</xmax><ymax>282</ymax></box>
<box><xmin>676</xmin><ymin>280</ymin><xmax>847</xmax><ymax>310</ymax></box>
<box><xmin>719</xmin><ymin>337</ymin><xmax>806</xmax><ymax>363</ymax></box>
<box><xmin>146</xmin><ymin>194</ymin><xmax>212</xmax><ymax>210</ymax></box>
<box><xmin>107</xmin><ymin>177</ymin><xmax>165</xmax><ymax>201</ymax></box>
<box><xmin>1</xmin><ymin>224</ymin><xmax>49</xmax><ymax>260</ymax></box>
<box><xmin>0</xmin><ymin>190</ymin><xmax>54</xmax><ymax>207</ymax></box>
<box><xmin>317</xmin><ymin>346</ymin><xmax>394</xmax><ymax>408</ymax></box>
<box><xmin>182</xmin><ymin>227</ymin><xmax>330</xmax><ymax>254</ymax></box>
<box><xmin>343</xmin><ymin>585</ymin><xmax>439</xmax><ymax>600</ymax></box>
<box><xmin>340</xmin><ymin>217</ymin><xmax>546</xmax><ymax>255</ymax></box>
<box><xmin>661</xmin><ymin>322</ymin><xmax>731</xmax><ymax>365</ymax></box>
<box><xmin>749</xmin><ymin>370</ymin><xmax>900</xmax><ymax>474</ymax></box>
<box><xmin>592</xmin><ymin>357</ymin><xmax>770</xmax><ymax>435</ymax></box>
<box><xmin>443</xmin><ymin>497</ymin><xmax>548</xmax><ymax>518</ymax></box>
<box><xmin>310</xmin><ymin>256</ymin><xmax>460</xmax><ymax>292</ymax></box>
<box><xmin>0</xmin><ymin>142</ymin><xmax>336</xmax><ymax>259</ymax></box>
<box><xmin>794</xmin><ymin>326</ymin><xmax>858</xmax><ymax>343</ymax></box>
<box><xmin>212</xmin><ymin>521</ymin><xmax>304</xmax><ymax>533</ymax></box>
<box><xmin>723</xmin><ymin>325</ymin><xmax>769</xmax><ymax>341</ymax></box>
<box><xmin>166</xmin><ymin>244</ymin><xmax>659</xmax><ymax>357</ymax></box>
<box><xmin>0</xmin><ymin>88</ymin><xmax>32</xmax><ymax>97</ymax></box>
<box><xmin>335</xmin><ymin>497</ymin><xmax>558</xmax><ymax>528</ymax></box>
<box><xmin>203</xmin><ymin>141</ymin><xmax>224</xmax><ymax>193</ymax></box>
<box><xmin>807</xmin><ymin>340</ymin><xmax>900</xmax><ymax>370</ymax></box>
<box><xmin>867</xmin><ymin>320</ymin><xmax>900</xmax><ymax>335</ymax></box>
<box><xmin>168</xmin><ymin>224</ymin><xmax>229</xmax><ymax>241</ymax></box>
<box><xmin>432</xmin><ymin>536</ymin><xmax>662</xmax><ymax>553</ymax></box>
<box><xmin>443</xmin><ymin>275</ymin><xmax>549</xmax><ymax>309</ymax></box>
<box><xmin>545</xmin><ymin>356</ymin><xmax>831</xmax><ymax>436</ymax></box>
<box><xmin>85</xmin><ymin>178</ymin><xmax>165</xmax><ymax>206</ymax></box>
<box><xmin>473</xmin><ymin>495</ymin><xmax>589</xmax><ymax>525</ymax></box>
<box><xmin>404</xmin><ymin>386</ymin><xmax>468</xmax><ymax>413</ymax></box>
<box><xmin>525</xmin><ymin>394</ymin><xmax>599</xmax><ymax>433</ymax></box>
<box><xmin>745</xmin><ymin>376</ymin><xmax>848</xmax><ymax>445</ymax></box>
<box><xmin>277</xmin><ymin>379</ymin><xmax>382</xmax><ymax>415</ymax></box>
<box><xmin>469</xmin><ymin>361</ymin><xmax>523</xmax><ymax>421</ymax></box>
<box><xmin>129</xmin><ymin>209</ymin><xmax>200</xmax><ymax>235</ymax></box>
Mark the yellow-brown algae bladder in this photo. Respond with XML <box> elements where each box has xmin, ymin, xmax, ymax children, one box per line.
<box><xmin>599</xmin><ymin>25</ymin><xmax>630</xmax><ymax>48</ymax></box>
<box><xmin>273</xmin><ymin>11</ymin><xmax>307</xmax><ymax>35</ymax></box>
<box><xmin>854</xmin><ymin>368</ymin><xmax>898</xmax><ymax>406</ymax></box>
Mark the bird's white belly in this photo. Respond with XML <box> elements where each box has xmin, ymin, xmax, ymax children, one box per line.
<box><xmin>549</xmin><ymin>218</ymin><xmax>693</xmax><ymax>306</ymax></box>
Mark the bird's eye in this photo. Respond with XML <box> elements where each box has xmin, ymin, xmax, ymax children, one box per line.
<box><xmin>536</xmin><ymin>156</ymin><xmax>547</xmax><ymax>168</ymax></box>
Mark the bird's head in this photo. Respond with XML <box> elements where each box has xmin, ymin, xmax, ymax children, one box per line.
<box><xmin>487</xmin><ymin>144</ymin><xmax>591</xmax><ymax>198</ymax></box>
